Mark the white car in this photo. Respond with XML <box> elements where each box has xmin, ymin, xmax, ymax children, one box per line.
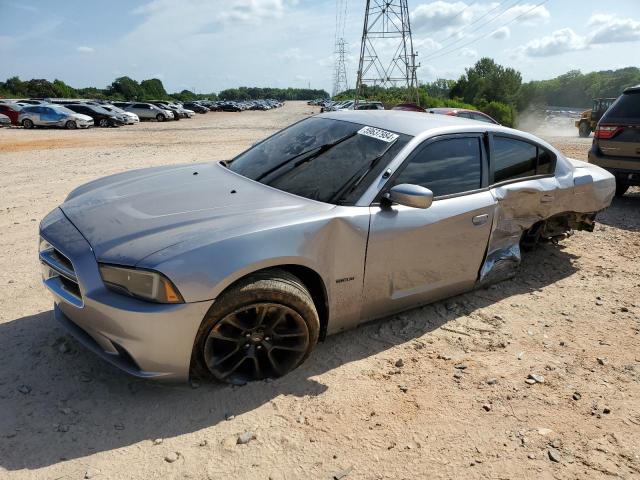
<box><xmin>116</xmin><ymin>102</ymin><xmax>174</xmax><ymax>122</ymax></box>
<box><xmin>101</xmin><ymin>105</ymin><xmax>139</xmax><ymax>124</ymax></box>
<box><xmin>18</xmin><ymin>105</ymin><xmax>94</xmax><ymax>129</ymax></box>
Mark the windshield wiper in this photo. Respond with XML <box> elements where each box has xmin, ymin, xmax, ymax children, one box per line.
<box><xmin>257</xmin><ymin>131</ymin><xmax>358</xmax><ymax>183</ymax></box>
<box><xmin>330</xmin><ymin>138</ymin><xmax>398</xmax><ymax>205</ymax></box>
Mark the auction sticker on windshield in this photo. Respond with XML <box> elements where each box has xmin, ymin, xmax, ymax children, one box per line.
<box><xmin>357</xmin><ymin>126</ymin><xmax>399</xmax><ymax>143</ymax></box>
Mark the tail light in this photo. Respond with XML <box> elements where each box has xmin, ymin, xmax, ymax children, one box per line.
<box><xmin>594</xmin><ymin>125</ymin><xmax>622</xmax><ymax>139</ymax></box>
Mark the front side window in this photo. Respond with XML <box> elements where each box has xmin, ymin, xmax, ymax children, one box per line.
<box><xmin>391</xmin><ymin>137</ymin><xmax>482</xmax><ymax>197</ymax></box>
<box><xmin>229</xmin><ymin>117</ymin><xmax>411</xmax><ymax>204</ymax></box>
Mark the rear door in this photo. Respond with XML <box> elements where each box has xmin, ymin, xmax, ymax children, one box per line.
<box><xmin>362</xmin><ymin>134</ymin><xmax>495</xmax><ymax>319</ymax></box>
<box><xmin>480</xmin><ymin>134</ymin><xmax>560</xmax><ymax>283</ymax></box>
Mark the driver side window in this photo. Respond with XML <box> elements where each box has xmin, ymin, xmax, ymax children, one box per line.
<box><xmin>391</xmin><ymin>137</ymin><xmax>483</xmax><ymax>197</ymax></box>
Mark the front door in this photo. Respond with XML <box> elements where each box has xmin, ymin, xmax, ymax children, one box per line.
<box><xmin>361</xmin><ymin>134</ymin><xmax>495</xmax><ymax>320</ymax></box>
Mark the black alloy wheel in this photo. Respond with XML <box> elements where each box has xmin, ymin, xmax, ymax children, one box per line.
<box><xmin>204</xmin><ymin>303</ymin><xmax>310</xmax><ymax>383</ymax></box>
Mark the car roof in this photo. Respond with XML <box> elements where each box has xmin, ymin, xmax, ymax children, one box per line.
<box><xmin>623</xmin><ymin>84</ymin><xmax>640</xmax><ymax>93</ymax></box>
<box><xmin>319</xmin><ymin>109</ymin><xmax>497</xmax><ymax>136</ymax></box>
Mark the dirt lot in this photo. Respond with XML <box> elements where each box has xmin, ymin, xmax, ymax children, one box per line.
<box><xmin>0</xmin><ymin>101</ymin><xmax>638</xmax><ymax>480</ymax></box>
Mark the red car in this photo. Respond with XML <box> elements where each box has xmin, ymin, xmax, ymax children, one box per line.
<box><xmin>428</xmin><ymin>107</ymin><xmax>499</xmax><ymax>124</ymax></box>
<box><xmin>0</xmin><ymin>103</ymin><xmax>23</xmax><ymax>125</ymax></box>
<box><xmin>391</xmin><ymin>103</ymin><xmax>426</xmax><ymax>112</ymax></box>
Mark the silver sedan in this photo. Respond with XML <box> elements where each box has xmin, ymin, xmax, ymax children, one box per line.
<box><xmin>39</xmin><ymin>111</ymin><xmax>615</xmax><ymax>383</ymax></box>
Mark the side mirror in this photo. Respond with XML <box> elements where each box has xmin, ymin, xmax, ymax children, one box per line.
<box><xmin>385</xmin><ymin>184</ymin><xmax>433</xmax><ymax>209</ymax></box>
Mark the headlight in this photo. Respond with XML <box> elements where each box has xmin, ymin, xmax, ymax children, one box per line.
<box><xmin>99</xmin><ymin>264</ymin><xmax>183</xmax><ymax>303</ymax></box>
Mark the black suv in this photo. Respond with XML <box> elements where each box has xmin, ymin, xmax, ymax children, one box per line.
<box><xmin>588</xmin><ymin>85</ymin><xmax>640</xmax><ymax>196</ymax></box>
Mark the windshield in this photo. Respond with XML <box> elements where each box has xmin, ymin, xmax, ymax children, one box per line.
<box><xmin>229</xmin><ymin>117</ymin><xmax>411</xmax><ymax>204</ymax></box>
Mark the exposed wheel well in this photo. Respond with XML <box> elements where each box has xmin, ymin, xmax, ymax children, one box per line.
<box><xmin>219</xmin><ymin>265</ymin><xmax>329</xmax><ymax>341</ymax></box>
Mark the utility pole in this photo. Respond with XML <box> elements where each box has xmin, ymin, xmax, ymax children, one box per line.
<box><xmin>355</xmin><ymin>0</ymin><xmax>419</xmax><ymax>106</ymax></box>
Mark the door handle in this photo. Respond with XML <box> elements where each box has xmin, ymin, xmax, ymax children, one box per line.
<box><xmin>472</xmin><ymin>214</ymin><xmax>489</xmax><ymax>225</ymax></box>
<box><xmin>541</xmin><ymin>194</ymin><xmax>554</xmax><ymax>203</ymax></box>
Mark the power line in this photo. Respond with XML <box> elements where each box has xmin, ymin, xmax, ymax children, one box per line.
<box><xmin>424</xmin><ymin>0</ymin><xmax>550</xmax><ymax>62</ymax></box>
<box><xmin>424</xmin><ymin>0</ymin><xmax>524</xmax><ymax>61</ymax></box>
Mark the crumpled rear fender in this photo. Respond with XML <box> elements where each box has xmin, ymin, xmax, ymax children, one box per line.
<box><xmin>478</xmin><ymin>156</ymin><xmax>615</xmax><ymax>285</ymax></box>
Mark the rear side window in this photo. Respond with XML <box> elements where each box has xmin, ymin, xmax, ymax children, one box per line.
<box><xmin>492</xmin><ymin>137</ymin><xmax>537</xmax><ymax>182</ymax></box>
<box><xmin>604</xmin><ymin>93</ymin><xmax>640</xmax><ymax>121</ymax></box>
<box><xmin>492</xmin><ymin>136</ymin><xmax>556</xmax><ymax>182</ymax></box>
<box><xmin>537</xmin><ymin>147</ymin><xmax>555</xmax><ymax>175</ymax></box>
<box><xmin>392</xmin><ymin>137</ymin><xmax>482</xmax><ymax>197</ymax></box>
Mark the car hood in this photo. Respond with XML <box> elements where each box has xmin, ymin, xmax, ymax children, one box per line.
<box><xmin>60</xmin><ymin>162</ymin><xmax>332</xmax><ymax>265</ymax></box>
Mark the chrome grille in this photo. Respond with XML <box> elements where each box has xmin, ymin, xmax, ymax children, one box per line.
<box><xmin>40</xmin><ymin>239</ymin><xmax>83</xmax><ymax>307</ymax></box>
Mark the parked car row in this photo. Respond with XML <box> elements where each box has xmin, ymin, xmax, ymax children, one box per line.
<box><xmin>319</xmin><ymin>99</ymin><xmax>385</xmax><ymax>112</ymax></box>
<box><xmin>0</xmin><ymin>97</ymin><xmax>284</xmax><ymax>129</ymax></box>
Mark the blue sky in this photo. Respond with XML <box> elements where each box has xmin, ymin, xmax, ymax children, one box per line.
<box><xmin>1</xmin><ymin>0</ymin><xmax>639</xmax><ymax>94</ymax></box>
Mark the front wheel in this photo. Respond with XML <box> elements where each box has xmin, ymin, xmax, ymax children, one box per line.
<box><xmin>65</xmin><ymin>120</ymin><xmax>77</xmax><ymax>130</ymax></box>
<box><xmin>22</xmin><ymin>118</ymin><xmax>34</xmax><ymax>129</ymax></box>
<box><xmin>98</xmin><ymin>118</ymin><xmax>109</xmax><ymax>127</ymax></box>
<box><xmin>615</xmin><ymin>180</ymin><xmax>629</xmax><ymax>197</ymax></box>
<box><xmin>192</xmin><ymin>270</ymin><xmax>320</xmax><ymax>384</ymax></box>
<box><xmin>578</xmin><ymin>122</ymin><xmax>591</xmax><ymax>138</ymax></box>
<box><xmin>156</xmin><ymin>113</ymin><xmax>165</xmax><ymax>122</ymax></box>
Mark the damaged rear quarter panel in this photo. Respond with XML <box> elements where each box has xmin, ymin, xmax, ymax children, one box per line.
<box><xmin>479</xmin><ymin>154</ymin><xmax>615</xmax><ymax>284</ymax></box>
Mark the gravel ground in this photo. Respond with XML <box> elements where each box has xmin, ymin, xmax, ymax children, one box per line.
<box><xmin>0</xmin><ymin>102</ymin><xmax>638</xmax><ymax>479</ymax></box>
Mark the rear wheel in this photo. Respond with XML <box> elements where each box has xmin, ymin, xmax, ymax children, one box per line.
<box><xmin>156</xmin><ymin>113</ymin><xmax>165</xmax><ymax>122</ymax></box>
<box><xmin>192</xmin><ymin>270</ymin><xmax>320</xmax><ymax>384</ymax></box>
<box><xmin>615</xmin><ymin>180</ymin><xmax>629</xmax><ymax>197</ymax></box>
<box><xmin>98</xmin><ymin>118</ymin><xmax>109</xmax><ymax>127</ymax></box>
<box><xmin>578</xmin><ymin>122</ymin><xmax>591</xmax><ymax>138</ymax></box>
<box><xmin>65</xmin><ymin>120</ymin><xmax>77</xmax><ymax>130</ymax></box>
<box><xmin>22</xmin><ymin>118</ymin><xmax>34</xmax><ymax>129</ymax></box>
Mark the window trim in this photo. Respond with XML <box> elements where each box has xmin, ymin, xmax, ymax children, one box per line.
<box><xmin>372</xmin><ymin>132</ymin><xmax>489</xmax><ymax>205</ymax></box>
<box><xmin>488</xmin><ymin>133</ymin><xmax>557</xmax><ymax>187</ymax></box>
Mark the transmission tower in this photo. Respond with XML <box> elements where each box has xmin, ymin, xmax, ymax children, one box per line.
<box><xmin>332</xmin><ymin>0</ymin><xmax>349</xmax><ymax>97</ymax></box>
<box><xmin>355</xmin><ymin>0</ymin><xmax>419</xmax><ymax>105</ymax></box>
<box><xmin>332</xmin><ymin>39</ymin><xmax>349</xmax><ymax>96</ymax></box>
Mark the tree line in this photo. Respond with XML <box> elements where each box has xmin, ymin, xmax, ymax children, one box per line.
<box><xmin>0</xmin><ymin>76</ymin><xmax>329</xmax><ymax>102</ymax></box>
<box><xmin>338</xmin><ymin>59</ymin><xmax>639</xmax><ymax>127</ymax></box>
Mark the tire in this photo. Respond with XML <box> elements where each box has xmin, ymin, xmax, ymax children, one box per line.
<box><xmin>192</xmin><ymin>269</ymin><xmax>320</xmax><ymax>384</ymax></box>
<box><xmin>615</xmin><ymin>180</ymin><xmax>629</xmax><ymax>197</ymax></box>
<box><xmin>22</xmin><ymin>119</ymin><xmax>34</xmax><ymax>129</ymax></box>
<box><xmin>578</xmin><ymin>122</ymin><xmax>591</xmax><ymax>138</ymax></box>
<box><xmin>65</xmin><ymin>120</ymin><xmax>77</xmax><ymax>130</ymax></box>
<box><xmin>98</xmin><ymin>118</ymin><xmax>109</xmax><ymax>127</ymax></box>
<box><xmin>156</xmin><ymin>113</ymin><xmax>165</xmax><ymax>122</ymax></box>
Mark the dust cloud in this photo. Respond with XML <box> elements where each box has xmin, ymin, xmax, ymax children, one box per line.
<box><xmin>516</xmin><ymin>106</ymin><xmax>586</xmax><ymax>137</ymax></box>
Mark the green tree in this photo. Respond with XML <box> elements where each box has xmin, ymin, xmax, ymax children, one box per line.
<box><xmin>450</xmin><ymin>57</ymin><xmax>522</xmax><ymax>107</ymax></box>
<box><xmin>139</xmin><ymin>78</ymin><xmax>167</xmax><ymax>99</ymax></box>
<box><xmin>107</xmin><ymin>76</ymin><xmax>142</xmax><ymax>100</ymax></box>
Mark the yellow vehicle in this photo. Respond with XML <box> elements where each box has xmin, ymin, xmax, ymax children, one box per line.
<box><xmin>575</xmin><ymin>98</ymin><xmax>616</xmax><ymax>137</ymax></box>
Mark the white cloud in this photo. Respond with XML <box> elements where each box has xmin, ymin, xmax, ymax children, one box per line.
<box><xmin>504</xmin><ymin>3</ymin><xmax>550</xmax><ymax>24</ymax></box>
<box><xmin>516</xmin><ymin>13</ymin><xmax>640</xmax><ymax>58</ymax></box>
<box><xmin>412</xmin><ymin>37</ymin><xmax>442</xmax><ymax>53</ymax></box>
<box><xmin>412</xmin><ymin>1</ymin><xmax>472</xmax><ymax>32</ymax></box>
<box><xmin>76</xmin><ymin>46</ymin><xmax>95</xmax><ymax>53</ymax></box>
<box><xmin>459</xmin><ymin>47</ymin><xmax>477</xmax><ymax>58</ymax></box>
<box><xmin>489</xmin><ymin>26</ymin><xmax>510</xmax><ymax>40</ymax></box>
<box><xmin>587</xmin><ymin>14</ymin><xmax>640</xmax><ymax>44</ymax></box>
<box><xmin>277</xmin><ymin>47</ymin><xmax>310</xmax><ymax>62</ymax></box>
<box><xmin>518</xmin><ymin>28</ymin><xmax>587</xmax><ymax>57</ymax></box>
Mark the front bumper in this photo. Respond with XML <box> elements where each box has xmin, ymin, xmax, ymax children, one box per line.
<box><xmin>40</xmin><ymin>208</ymin><xmax>213</xmax><ymax>382</ymax></box>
